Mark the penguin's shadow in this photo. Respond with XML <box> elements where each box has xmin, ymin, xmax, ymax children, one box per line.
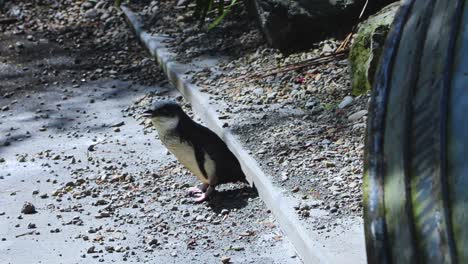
<box><xmin>207</xmin><ymin>185</ymin><xmax>258</xmax><ymax>213</ymax></box>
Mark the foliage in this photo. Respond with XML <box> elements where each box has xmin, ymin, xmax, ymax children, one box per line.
<box><xmin>348</xmin><ymin>3</ymin><xmax>398</xmax><ymax>95</ymax></box>
<box><xmin>322</xmin><ymin>103</ymin><xmax>336</xmax><ymax>112</ymax></box>
<box><xmin>207</xmin><ymin>0</ymin><xmax>237</xmax><ymax>30</ymax></box>
<box><xmin>114</xmin><ymin>0</ymin><xmax>237</xmax><ymax>29</ymax></box>
<box><xmin>115</xmin><ymin>0</ymin><xmax>130</xmax><ymax>7</ymax></box>
<box><xmin>192</xmin><ymin>0</ymin><xmax>238</xmax><ymax>29</ymax></box>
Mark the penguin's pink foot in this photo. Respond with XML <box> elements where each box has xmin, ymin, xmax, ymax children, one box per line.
<box><xmin>187</xmin><ymin>186</ymin><xmax>203</xmax><ymax>195</ymax></box>
<box><xmin>192</xmin><ymin>185</ymin><xmax>215</xmax><ymax>203</ymax></box>
<box><xmin>193</xmin><ymin>192</ymin><xmax>210</xmax><ymax>203</ymax></box>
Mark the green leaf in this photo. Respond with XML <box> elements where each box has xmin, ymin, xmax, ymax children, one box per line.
<box><xmin>207</xmin><ymin>0</ymin><xmax>214</xmax><ymax>11</ymax></box>
<box><xmin>207</xmin><ymin>0</ymin><xmax>237</xmax><ymax>30</ymax></box>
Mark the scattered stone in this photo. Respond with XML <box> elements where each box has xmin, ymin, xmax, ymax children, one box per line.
<box><xmin>94</xmin><ymin>199</ymin><xmax>108</xmax><ymax>206</ymax></box>
<box><xmin>322</xmin><ymin>44</ymin><xmax>334</xmax><ymax>53</ymax></box>
<box><xmin>105</xmin><ymin>246</ymin><xmax>115</xmax><ymax>252</ymax></box>
<box><xmin>221</xmin><ymin>256</ymin><xmax>231</xmax><ymax>263</ymax></box>
<box><xmin>111</xmin><ymin>121</ymin><xmax>125</xmax><ymax>127</ymax></box>
<box><xmin>15</xmin><ymin>41</ymin><xmax>24</xmax><ymax>49</ymax></box>
<box><xmin>338</xmin><ymin>96</ymin><xmax>354</xmax><ymax>109</ymax></box>
<box><xmin>81</xmin><ymin>2</ymin><xmax>94</xmax><ymax>9</ymax></box>
<box><xmin>148</xmin><ymin>238</ymin><xmax>158</xmax><ymax>246</ymax></box>
<box><xmin>348</xmin><ymin>110</ymin><xmax>368</xmax><ymax>121</ymax></box>
<box><xmin>21</xmin><ymin>202</ymin><xmax>36</xmax><ymax>214</ymax></box>
<box><xmin>87</xmin><ymin>246</ymin><xmax>96</xmax><ymax>254</ymax></box>
<box><xmin>115</xmin><ymin>246</ymin><xmax>125</xmax><ymax>253</ymax></box>
<box><xmin>84</xmin><ymin>9</ymin><xmax>99</xmax><ymax>19</ymax></box>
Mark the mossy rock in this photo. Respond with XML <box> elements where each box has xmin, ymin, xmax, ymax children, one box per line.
<box><xmin>349</xmin><ymin>2</ymin><xmax>400</xmax><ymax>95</ymax></box>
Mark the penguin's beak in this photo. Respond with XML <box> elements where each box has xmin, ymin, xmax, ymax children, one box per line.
<box><xmin>141</xmin><ymin>110</ymin><xmax>154</xmax><ymax>118</ymax></box>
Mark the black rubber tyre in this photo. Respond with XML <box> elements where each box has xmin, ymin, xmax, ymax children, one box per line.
<box><xmin>364</xmin><ymin>0</ymin><xmax>467</xmax><ymax>263</ymax></box>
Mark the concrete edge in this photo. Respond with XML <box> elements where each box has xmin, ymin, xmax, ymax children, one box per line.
<box><xmin>122</xmin><ymin>6</ymin><xmax>331</xmax><ymax>264</ymax></box>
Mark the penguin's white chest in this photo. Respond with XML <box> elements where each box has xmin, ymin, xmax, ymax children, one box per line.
<box><xmin>160</xmin><ymin>135</ymin><xmax>215</xmax><ymax>184</ymax></box>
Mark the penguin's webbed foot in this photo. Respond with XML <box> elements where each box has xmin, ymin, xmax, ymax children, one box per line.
<box><xmin>192</xmin><ymin>185</ymin><xmax>215</xmax><ymax>203</ymax></box>
<box><xmin>187</xmin><ymin>183</ymin><xmax>208</xmax><ymax>196</ymax></box>
<box><xmin>187</xmin><ymin>186</ymin><xmax>203</xmax><ymax>195</ymax></box>
<box><xmin>193</xmin><ymin>192</ymin><xmax>210</xmax><ymax>203</ymax></box>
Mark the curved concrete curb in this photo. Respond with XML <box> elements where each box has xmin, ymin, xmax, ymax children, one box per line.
<box><xmin>122</xmin><ymin>6</ymin><xmax>365</xmax><ymax>264</ymax></box>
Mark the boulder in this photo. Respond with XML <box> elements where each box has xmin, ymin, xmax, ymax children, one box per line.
<box><xmin>249</xmin><ymin>0</ymin><xmax>397</xmax><ymax>53</ymax></box>
<box><xmin>349</xmin><ymin>2</ymin><xmax>400</xmax><ymax>95</ymax></box>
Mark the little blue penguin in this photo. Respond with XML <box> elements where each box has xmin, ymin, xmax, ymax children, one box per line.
<box><xmin>142</xmin><ymin>100</ymin><xmax>246</xmax><ymax>202</ymax></box>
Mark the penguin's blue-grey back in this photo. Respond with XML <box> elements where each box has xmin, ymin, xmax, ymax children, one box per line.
<box><xmin>176</xmin><ymin>115</ymin><xmax>246</xmax><ymax>184</ymax></box>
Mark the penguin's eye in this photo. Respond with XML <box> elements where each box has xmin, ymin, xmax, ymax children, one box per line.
<box><xmin>159</xmin><ymin>108</ymin><xmax>169</xmax><ymax>115</ymax></box>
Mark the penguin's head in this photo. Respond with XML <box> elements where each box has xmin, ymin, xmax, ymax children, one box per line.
<box><xmin>142</xmin><ymin>100</ymin><xmax>184</xmax><ymax>132</ymax></box>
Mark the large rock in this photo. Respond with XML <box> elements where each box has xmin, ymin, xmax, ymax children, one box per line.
<box><xmin>249</xmin><ymin>0</ymin><xmax>396</xmax><ymax>53</ymax></box>
<box><xmin>349</xmin><ymin>2</ymin><xmax>400</xmax><ymax>95</ymax></box>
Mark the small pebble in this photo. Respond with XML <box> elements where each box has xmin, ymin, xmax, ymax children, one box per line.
<box><xmin>21</xmin><ymin>202</ymin><xmax>36</xmax><ymax>214</ymax></box>
<box><xmin>221</xmin><ymin>256</ymin><xmax>231</xmax><ymax>263</ymax></box>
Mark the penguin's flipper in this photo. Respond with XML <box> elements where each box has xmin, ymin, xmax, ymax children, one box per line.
<box><xmin>194</xmin><ymin>146</ymin><xmax>207</xmax><ymax>177</ymax></box>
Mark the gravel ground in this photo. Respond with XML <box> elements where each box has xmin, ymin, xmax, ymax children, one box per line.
<box><xmin>138</xmin><ymin>0</ymin><xmax>262</xmax><ymax>62</ymax></box>
<box><xmin>0</xmin><ymin>1</ymin><xmax>300</xmax><ymax>263</ymax></box>
<box><xmin>127</xmin><ymin>0</ymin><xmax>368</xmax><ymax>231</ymax></box>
